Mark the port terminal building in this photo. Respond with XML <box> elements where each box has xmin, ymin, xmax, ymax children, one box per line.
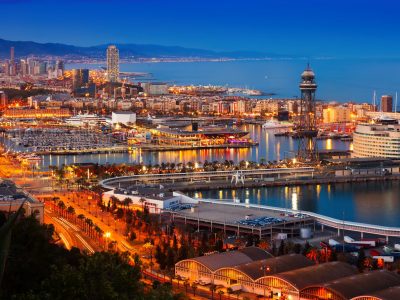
<box><xmin>175</xmin><ymin>247</ymin><xmax>400</xmax><ymax>299</ymax></box>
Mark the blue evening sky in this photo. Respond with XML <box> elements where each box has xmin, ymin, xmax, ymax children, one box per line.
<box><xmin>1</xmin><ymin>0</ymin><xmax>399</xmax><ymax>58</ymax></box>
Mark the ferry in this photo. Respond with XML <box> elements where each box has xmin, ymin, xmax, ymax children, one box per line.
<box><xmin>262</xmin><ymin>120</ymin><xmax>293</xmax><ymax>130</ymax></box>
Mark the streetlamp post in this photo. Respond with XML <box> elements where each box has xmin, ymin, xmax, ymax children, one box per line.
<box><xmin>104</xmin><ymin>231</ymin><xmax>111</xmax><ymax>251</ymax></box>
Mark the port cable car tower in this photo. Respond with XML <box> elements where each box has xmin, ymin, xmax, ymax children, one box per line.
<box><xmin>297</xmin><ymin>64</ymin><xmax>318</xmax><ymax>162</ymax></box>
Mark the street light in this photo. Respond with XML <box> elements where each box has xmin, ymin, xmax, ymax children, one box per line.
<box><xmin>104</xmin><ymin>231</ymin><xmax>111</xmax><ymax>251</ymax></box>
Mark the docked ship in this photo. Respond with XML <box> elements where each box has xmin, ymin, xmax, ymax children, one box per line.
<box><xmin>65</xmin><ymin>113</ymin><xmax>110</xmax><ymax>127</ymax></box>
<box><xmin>262</xmin><ymin>120</ymin><xmax>294</xmax><ymax>130</ymax></box>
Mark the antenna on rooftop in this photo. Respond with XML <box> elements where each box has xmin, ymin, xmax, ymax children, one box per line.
<box><xmin>373</xmin><ymin>90</ymin><xmax>376</xmax><ymax>111</ymax></box>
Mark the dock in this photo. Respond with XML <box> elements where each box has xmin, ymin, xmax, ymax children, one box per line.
<box><xmin>134</xmin><ymin>142</ymin><xmax>258</xmax><ymax>151</ymax></box>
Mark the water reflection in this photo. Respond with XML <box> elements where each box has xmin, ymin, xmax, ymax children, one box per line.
<box><xmin>189</xmin><ymin>181</ymin><xmax>400</xmax><ymax>227</ymax></box>
<box><xmin>1</xmin><ymin>124</ymin><xmax>351</xmax><ymax>169</ymax></box>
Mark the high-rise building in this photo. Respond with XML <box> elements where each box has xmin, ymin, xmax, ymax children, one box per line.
<box><xmin>72</xmin><ymin>69</ymin><xmax>89</xmax><ymax>90</ymax></box>
<box><xmin>0</xmin><ymin>91</ymin><xmax>8</xmax><ymax>107</ymax></box>
<box><xmin>10</xmin><ymin>47</ymin><xmax>14</xmax><ymax>62</ymax></box>
<box><xmin>106</xmin><ymin>45</ymin><xmax>119</xmax><ymax>82</ymax></box>
<box><xmin>9</xmin><ymin>47</ymin><xmax>16</xmax><ymax>76</ymax></box>
<box><xmin>381</xmin><ymin>95</ymin><xmax>393</xmax><ymax>112</ymax></box>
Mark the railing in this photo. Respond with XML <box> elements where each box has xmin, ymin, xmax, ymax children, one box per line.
<box><xmin>100</xmin><ymin>167</ymin><xmax>316</xmax><ymax>189</ymax></box>
<box><xmin>198</xmin><ymin>199</ymin><xmax>400</xmax><ymax>237</ymax></box>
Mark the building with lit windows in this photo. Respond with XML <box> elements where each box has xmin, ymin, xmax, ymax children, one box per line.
<box><xmin>106</xmin><ymin>45</ymin><xmax>119</xmax><ymax>82</ymax></box>
<box><xmin>3</xmin><ymin>108</ymin><xmax>71</xmax><ymax>119</ymax></box>
<box><xmin>301</xmin><ymin>270</ymin><xmax>400</xmax><ymax>300</ymax></box>
<box><xmin>353</xmin><ymin>122</ymin><xmax>400</xmax><ymax>158</ymax></box>
<box><xmin>352</xmin><ymin>285</ymin><xmax>400</xmax><ymax>300</ymax></box>
<box><xmin>175</xmin><ymin>251</ymin><xmax>367</xmax><ymax>299</ymax></box>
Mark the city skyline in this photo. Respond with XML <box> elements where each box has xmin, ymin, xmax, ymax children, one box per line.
<box><xmin>1</xmin><ymin>0</ymin><xmax>400</xmax><ymax>58</ymax></box>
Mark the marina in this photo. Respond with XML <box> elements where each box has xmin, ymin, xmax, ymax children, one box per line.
<box><xmin>3</xmin><ymin>128</ymin><xmax>120</xmax><ymax>154</ymax></box>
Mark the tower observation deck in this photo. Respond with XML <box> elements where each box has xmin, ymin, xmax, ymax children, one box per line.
<box><xmin>297</xmin><ymin>65</ymin><xmax>318</xmax><ymax>162</ymax></box>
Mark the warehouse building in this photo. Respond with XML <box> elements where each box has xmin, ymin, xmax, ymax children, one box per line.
<box><xmin>352</xmin><ymin>285</ymin><xmax>400</xmax><ymax>300</ymax></box>
<box><xmin>301</xmin><ymin>270</ymin><xmax>400</xmax><ymax>300</ymax></box>
<box><xmin>175</xmin><ymin>247</ymin><xmax>272</xmax><ymax>284</ymax></box>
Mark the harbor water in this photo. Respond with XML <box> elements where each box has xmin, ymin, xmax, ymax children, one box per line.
<box><xmin>188</xmin><ymin>181</ymin><xmax>400</xmax><ymax>227</ymax></box>
<box><xmin>1</xmin><ymin>124</ymin><xmax>351</xmax><ymax>169</ymax></box>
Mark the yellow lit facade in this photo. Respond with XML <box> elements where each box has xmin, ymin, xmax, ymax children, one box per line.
<box><xmin>353</xmin><ymin>124</ymin><xmax>400</xmax><ymax>158</ymax></box>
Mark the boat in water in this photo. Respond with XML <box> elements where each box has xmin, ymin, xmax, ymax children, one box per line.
<box><xmin>262</xmin><ymin>120</ymin><xmax>293</xmax><ymax>130</ymax></box>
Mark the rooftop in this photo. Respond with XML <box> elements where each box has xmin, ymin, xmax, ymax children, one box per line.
<box><xmin>357</xmin><ymin>285</ymin><xmax>400</xmax><ymax>300</ymax></box>
<box><xmin>310</xmin><ymin>270</ymin><xmax>400</xmax><ymax>300</ymax></box>
<box><xmin>235</xmin><ymin>254</ymin><xmax>314</xmax><ymax>280</ymax></box>
<box><xmin>189</xmin><ymin>247</ymin><xmax>272</xmax><ymax>272</ymax></box>
<box><xmin>274</xmin><ymin>261</ymin><xmax>358</xmax><ymax>290</ymax></box>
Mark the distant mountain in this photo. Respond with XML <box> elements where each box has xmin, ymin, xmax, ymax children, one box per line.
<box><xmin>0</xmin><ymin>38</ymin><xmax>270</xmax><ymax>59</ymax></box>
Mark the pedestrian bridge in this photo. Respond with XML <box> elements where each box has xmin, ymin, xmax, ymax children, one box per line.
<box><xmin>100</xmin><ymin>167</ymin><xmax>316</xmax><ymax>189</ymax></box>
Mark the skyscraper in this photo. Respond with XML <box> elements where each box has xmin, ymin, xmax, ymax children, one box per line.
<box><xmin>381</xmin><ymin>95</ymin><xmax>393</xmax><ymax>113</ymax></box>
<box><xmin>9</xmin><ymin>47</ymin><xmax>16</xmax><ymax>76</ymax></box>
<box><xmin>72</xmin><ymin>69</ymin><xmax>89</xmax><ymax>90</ymax></box>
<box><xmin>107</xmin><ymin>45</ymin><xmax>119</xmax><ymax>82</ymax></box>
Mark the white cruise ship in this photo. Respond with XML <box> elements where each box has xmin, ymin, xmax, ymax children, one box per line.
<box><xmin>65</xmin><ymin>114</ymin><xmax>110</xmax><ymax>127</ymax></box>
<box><xmin>262</xmin><ymin>120</ymin><xmax>293</xmax><ymax>130</ymax></box>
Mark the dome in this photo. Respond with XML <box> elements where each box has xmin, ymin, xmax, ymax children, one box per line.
<box><xmin>301</xmin><ymin>69</ymin><xmax>315</xmax><ymax>80</ymax></box>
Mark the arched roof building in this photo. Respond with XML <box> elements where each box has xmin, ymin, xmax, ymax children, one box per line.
<box><xmin>351</xmin><ymin>286</ymin><xmax>400</xmax><ymax>300</ymax></box>
<box><xmin>256</xmin><ymin>262</ymin><xmax>358</xmax><ymax>299</ymax></box>
<box><xmin>301</xmin><ymin>270</ymin><xmax>400</xmax><ymax>300</ymax></box>
<box><xmin>175</xmin><ymin>247</ymin><xmax>272</xmax><ymax>282</ymax></box>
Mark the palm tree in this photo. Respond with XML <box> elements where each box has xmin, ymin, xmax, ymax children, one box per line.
<box><xmin>94</xmin><ymin>225</ymin><xmax>103</xmax><ymax>239</ymax></box>
<box><xmin>183</xmin><ymin>280</ymin><xmax>190</xmax><ymax>294</ymax></box>
<box><xmin>227</xmin><ymin>287</ymin><xmax>233</xmax><ymax>300</ymax></box>
<box><xmin>191</xmin><ymin>282</ymin><xmax>198</xmax><ymax>296</ymax></box>
<box><xmin>139</xmin><ymin>197</ymin><xmax>146</xmax><ymax>211</ymax></box>
<box><xmin>175</xmin><ymin>275</ymin><xmax>182</xmax><ymax>287</ymax></box>
<box><xmin>85</xmin><ymin>218</ymin><xmax>94</xmax><ymax>236</ymax></box>
<box><xmin>209</xmin><ymin>284</ymin><xmax>217</xmax><ymax>300</ymax></box>
<box><xmin>123</xmin><ymin>197</ymin><xmax>132</xmax><ymax>209</ymax></box>
<box><xmin>218</xmin><ymin>290</ymin><xmax>225</xmax><ymax>300</ymax></box>
<box><xmin>57</xmin><ymin>201</ymin><xmax>66</xmax><ymax>217</ymax></box>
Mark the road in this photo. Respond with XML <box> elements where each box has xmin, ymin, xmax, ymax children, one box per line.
<box><xmin>45</xmin><ymin>207</ymin><xmax>98</xmax><ymax>253</ymax></box>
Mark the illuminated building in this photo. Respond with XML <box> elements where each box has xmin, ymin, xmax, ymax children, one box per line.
<box><xmin>0</xmin><ymin>91</ymin><xmax>8</xmax><ymax>107</ymax></box>
<box><xmin>3</xmin><ymin>108</ymin><xmax>71</xmax><ymax>119</ymax></box>
<box><xmin>72</xmin><ymin>69</ymin><xmax>89</xmax><ymax>90</ymax></box>
<box><xmin>106</xmin><ymin>45</ymin><xmax>119</xmax><ymax>82</ymax></box>
<box><xmin>381</xmin><ymin>95</ymin><xmax>393</xmax><ymax>113</ymax></box>
<box><xmin>353</xmin><ymin>121</ymin><xmax>400</xmax><ymax>158</ymax></box>
<box><xmin>175</xmin><ymin>252</ymin><xmax>373</xmax><ymax>299</ymax></box>
<box><xmin>0</xmin><ymin>179</ymin><xmax>44</xmax><ymax>224</ymax></box>
<box><xmin>301</xmin><ymin>270</ymin><xmax>400</xmax><ymax>300</ymax></box>
<box><xmin>111</xmin><ymin>111</ymin><xmax>136</xmax><ymax>125</ymax></box>
<box><xmin>323</xmin><ymin>106</ymin><xmax>351</xmax><ymax>123</ymax></box>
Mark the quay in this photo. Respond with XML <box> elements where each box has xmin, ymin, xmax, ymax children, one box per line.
<box><xmin>134</xmin><ymin>142</ymin><xmax>258</xmax><ymax>151</ymax></box>
<box><xmin>34</xmin><ymin>145</ymin><xmax>128</xmax><ymax>155</ymax></box>
<box><xmin>100</xmin><ymin>165</ymin><xmax>400</xmax><ymax>191</ymax></box>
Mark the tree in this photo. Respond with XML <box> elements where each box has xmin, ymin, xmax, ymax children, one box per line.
<box><xmin>278</xmin><ymin>240</ymin><xmax>285</xmax><ymax>256</ymax></box>
<box><xmin>166</xmin><ymin>247</ymin><xmax>176</xmax><ymax>271</ymax></box>
<box><xmin>183</xmin><ymin>280</ymin><xmax>190</xmax><ymax>294</ymax></box>
<box><xmin>123</xmin><ymin>197</ymin><xmax>131</xmax><ymax>209</ymax></box>
<box><xmin>191</xmin><ymin>282</ymin><xmax>198</xmax><ymax>296</ymax></box>
<box><xmin>357</xmin><ymin>248</ymin><xmax>366</xmax><ymax>272</ymax></box>
<box><xmin>209</xmin><ymin>283</ymin><xmax>217</xmax><ymax>300</ymax></box>
<box><xmin>218</xmin><ymin>290</ymin><xmax>225</xmax><ymax>300</ymax></box>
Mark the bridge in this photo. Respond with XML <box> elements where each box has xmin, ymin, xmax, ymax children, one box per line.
<box><xmin>100</xmin><ymin>167</ymin><xmax>317</xmax><ymax>188</ymax></box>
